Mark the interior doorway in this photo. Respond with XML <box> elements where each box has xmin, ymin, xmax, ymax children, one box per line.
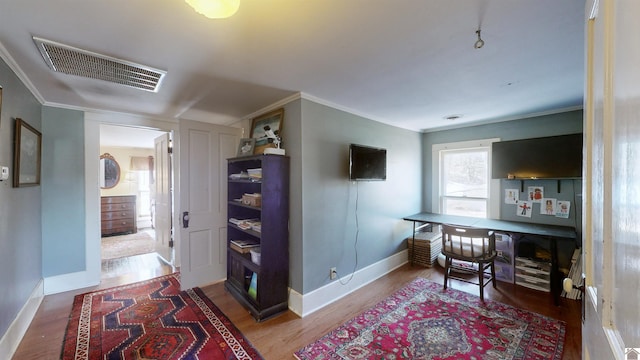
<box><xmin>99</xmin><ymin>124</ymin><xmax>175</xmax><ymax>281</ymax></box>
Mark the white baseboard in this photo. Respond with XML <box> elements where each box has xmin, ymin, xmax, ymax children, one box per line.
<box><xmin>288</xmin><ymin>250</ymin><xmax>408</xmax><ymax>317</ymax></box>
<box><xmin>0</xmin><ymin>280</ymin><xmax>44</xmax><ymax>358</ymax></box>
<box><xmin>44</xmin><ymin>270</ymin><xmax>100</xmax><ymax>295</ymax></box>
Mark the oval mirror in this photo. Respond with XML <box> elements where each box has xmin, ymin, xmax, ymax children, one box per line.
<box><xmin>100</xmin><ymin>153</ymin><xmax>120</xmax><ymax>189</ymax></box>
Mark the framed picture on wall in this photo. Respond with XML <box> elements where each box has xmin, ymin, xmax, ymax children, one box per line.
<box><xmin>13</xmin><ymin>118</ymin><xmax>42</xmax><ymax>187</ymax></box>
<box><xmin>250</xmin><ymin>108</ymin><xmax>284</xmax><ymax>154</ymax></box>
<box><xmin>236</xmin><ymin>138</ymin><xmax>256</xmax><ymax>157</ymax></box>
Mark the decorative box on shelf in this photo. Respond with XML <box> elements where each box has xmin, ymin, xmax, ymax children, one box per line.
<box><xmin>241</xmin><ymin>193</ymin><xmax>262</xmax><ymax>207</ymax></box>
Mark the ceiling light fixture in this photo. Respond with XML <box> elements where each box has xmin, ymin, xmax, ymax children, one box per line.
<box><xmin>444</xmin><ymin>114</ymin><xmax>463</xmax><ymax>121</ymax></box>
<box><xmin>185</xmin><ymin>0</ymin><xmax>240</xmax><ymax>19</ymax></box>
<box><xmin>474</xmin><ymin>29</ymin><xmax>485</xmax><ymax>49</ymax></box>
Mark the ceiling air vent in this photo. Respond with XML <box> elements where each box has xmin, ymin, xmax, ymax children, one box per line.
<box><xmin>33</xmin><ymin>36</ymin><xmax>166</xmax><ymax>92</ymax></box>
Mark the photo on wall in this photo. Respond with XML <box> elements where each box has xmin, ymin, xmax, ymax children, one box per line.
<box><xmin>505</xmin><ymin>189</ymin><xmax>519</xmax><ymax>204</ymax></box>
<box><xmin>541</xmin><ymin>198</ymin><xmax>557</xmax><ymax>215</ymax></box>
<box><xmin>250</xmin><ymin>108</ymin><xmax>284</xmax><ymax>154</ymax></box>
<box><xmin>236</xmin><ymin>138</ymin><xmax>256</xmax><ymax>157</ymax></box>
<box><xmin>516</xmin><ymin>200</ymin><xmax>532</xmax><ymax>218</ymax></box>
<box><xmin>13</xmin><ymin>118</ymin><xmax>42</xmax><ymax>187</ymax></box>
<box><xmin>556</xmin><ymin>201</ymin><xmax>571</xmax><ymax>218</ymax></box>
<box><xmin>527</xmin><ymin>186</ymin><xmax>544</xmax><ymax>203</ymax></box>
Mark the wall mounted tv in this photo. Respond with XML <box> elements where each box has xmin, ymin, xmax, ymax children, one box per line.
<box><xmin>349</xmin><ymin>144</ymin><xmax>387</xmax><ymax>181</ymax></box>
<box><xmin>491</xmin><ymin>133</ymin><xmax>583</xmax><ymax>179</ymax></box>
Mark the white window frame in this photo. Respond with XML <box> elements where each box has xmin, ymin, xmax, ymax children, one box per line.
<box><xmin>432</xmin><ymin>138</ymin><xmax>500</xmax><ymax>218</ymax></box>
<box><xmin>136</xmin><ymin>170</ymin><xmax>151</xmax><ymax>217</ymax></box>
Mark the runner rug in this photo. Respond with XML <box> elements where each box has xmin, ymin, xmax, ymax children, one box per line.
<box><xmin>61</xmin><ymin>274</ymin><xmax>263</xmax><ymax>360</ymax></box>
<box><xmin>101</xmin><ymin>231</ymin><xmax>155</xmax><ymax>260</ymax></box>
<box><xmin>294</xmin><ymin>277</ymin><xmax>565</xmax><ymax>360</ymax></box>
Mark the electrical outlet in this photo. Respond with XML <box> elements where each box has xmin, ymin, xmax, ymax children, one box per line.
<box><xmin>330</xmin><ymin>267</ymin><xmax>337</xmax><ymax>280</ymax></box>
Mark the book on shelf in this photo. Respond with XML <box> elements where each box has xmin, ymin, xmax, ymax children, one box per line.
<box><xmin>239</xmin><ymin>221</ymin><xmax>261</xmax><ymax>231</ymax></box>
<box><xmin>229</xmin><ymin>218</ymin><xmax>260</xmax><ymax>230</ymax></box>
<box><xmin>248</xmin><ymin>272</ymin><xmax>258</xmax><ymax>300</ymax></box>
<box><xmin>247</xmin><ymin>168</ymin><xmax>262</xmax><ymax>180</ymax></box>
<box><xmin>229</xmin><ymin>217</ymin><xmax>257</xmax><ymax>225</ymax></box>
<box><xmin>230</xmin><ymin>239</ymin><xmax>260</xmax><ymax>253</ymax></box>
<box><xmin>229</xmin><ymin>172</ymin><xmax>250</xmax><ymax>180</ymax></box>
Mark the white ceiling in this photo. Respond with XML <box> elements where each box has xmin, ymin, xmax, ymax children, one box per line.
<box><xmin>0</xmin><ymin>0</ymin><xmax>584</xmax><ymax>136</ymax></box>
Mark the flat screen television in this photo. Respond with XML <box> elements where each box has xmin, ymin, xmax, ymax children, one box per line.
<box><xmin>349</xmin><ymin>144</ymin><xmax>387</xmax><ymax>181</ymax></box>
<box><xmin>491</xmin><ymin>133</ymin><xmax>583</xmax><ymax>179</ymax></box>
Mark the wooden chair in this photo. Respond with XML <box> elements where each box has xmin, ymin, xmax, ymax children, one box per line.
<box><xmin>441</xmin><ymin>224</ymin><xmax>497</xmax><ymax>301</ymax></box>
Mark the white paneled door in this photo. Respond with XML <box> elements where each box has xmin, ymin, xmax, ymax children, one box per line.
<box><xmin>583</xmin><ymin>0</ymin><xmax>640</xmax><ymax>358</ymax></box>
<box><xmin>154</xmin><ymin>133</ymin><xmax>172</xmax><ymax>263</ymax></box>
<box><xmin>178</xmin><ymin>119</ymin><xmax>241</xmax><ymax>290</ymax></box>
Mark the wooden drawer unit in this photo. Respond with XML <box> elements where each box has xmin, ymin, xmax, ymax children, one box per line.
<box><xmin>101</xmin><ymin>195</ymin><xmax>137</xmax><ymax>236</ymax></box>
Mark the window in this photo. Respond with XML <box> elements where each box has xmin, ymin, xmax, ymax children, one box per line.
<box><xmin>432</xmin><ymin>139</ymin><xmax>500</xmax><ymax>218</ymax></box>
<box><xmin>129</xmin><ymin>156</ymin><xmax>154</xmax><ymax>218</ymax></box>
<box><xmin>136</xmin><ymin>170</ymin><xmax>151</xmax><ymax>217</ymax></box>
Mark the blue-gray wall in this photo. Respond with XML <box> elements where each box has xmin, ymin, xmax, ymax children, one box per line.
<box><xmin>423</xmin><ymin>110</ymin><xmax>583</xmax><ymax>269</ymax></box>
<box><xmin>499</xmin><ymin>179</ymin><xmax>581</xmax><ymax>228</ymax></box>
<box><xmin>0</xmin><ymin>52</ymin><xmax>584</xmax><ymax>341</ymax></box>
<box><xmin>0</xmin><ymin>58</ymin><xmax>43</xmax><ymax>337</ymax></box>
<box><xmin>42</xmin><ymin>106</ymin><xmax>86</xmax><ymax>277</ymax></box>
<box><xmin>275</xmin><ymin>99</ymin><xmax>304</xmax><ymax>292</ymax></box>
<box><xmin>297</xmin><ymin>99</ymin><xmax>422</xmax><ymax>293</ymax></box>
<box><xmin>422</xmin><ymin>110</ymin><xmax>583</xmax><ymax>213</ymax></box>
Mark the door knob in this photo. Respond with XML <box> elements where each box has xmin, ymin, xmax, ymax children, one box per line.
<box><xmin>563</xmin><ymin>277</ymin><xmax>585</xmax><ymax>293</ymax></box>
<box><xmin>182</xmin><ymin>211</ymin><xmax>190</xmax><ymax>228</ymax></box>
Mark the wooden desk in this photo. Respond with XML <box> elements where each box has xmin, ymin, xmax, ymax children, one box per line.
<box><xmin>403</xmin><ymin>212</ymin><xmax>577</xmax><ymax>305</ymax></box>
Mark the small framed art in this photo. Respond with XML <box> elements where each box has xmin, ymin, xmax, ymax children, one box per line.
<box><xmin>237</xmin><ymin>138</ymin><xmax>256</xmax><ymax>157</ymax></box>
<box><xmin>13</xmin><ymin>118</ymin><xmax>42</xmax><ymax>187</ymax></box>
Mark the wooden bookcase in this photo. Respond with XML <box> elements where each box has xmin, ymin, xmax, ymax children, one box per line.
<box><xmin>224</xmin><ymin>154</ymin><xmax>290</xmax><ymax>321</ymax></box>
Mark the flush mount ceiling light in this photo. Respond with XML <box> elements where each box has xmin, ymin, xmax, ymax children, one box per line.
<box><xmin>444</xmin><ymin>114</ymin><xmax>463</xmax><ymax>121</ymax></box>
<box><xmin>474</xmin><ymin>29</ymin><xmax>485</xmax><ymax>49</ymax></box>
<box><xmin>185</xmin><ymin>0</ymin><xmax>240</xmax><ymax>19</ymax></box>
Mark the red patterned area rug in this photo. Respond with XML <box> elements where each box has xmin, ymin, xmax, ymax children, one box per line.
<box><xmin>61</xmin><ymin>274</ymin><xmax>263</xmax><ymax>360</ymax></box>
<box><xmin>295</xmin><ymin>278</ymin><xmax>565</xmax><ymax>360</ymax></box>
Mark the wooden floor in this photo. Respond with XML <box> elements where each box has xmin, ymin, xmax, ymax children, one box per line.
<box><xmin>13</xmin><ymin>256</ymin><xmax>581</xmax><ymax>360</ymax></box>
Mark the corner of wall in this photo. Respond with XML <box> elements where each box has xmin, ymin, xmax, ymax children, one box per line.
<box><xmin>0</xmin><ymin>279</ymin><xmax>44</xmax><ymax>358</ymax></box>
<box><xmin>290</xmin><ymin>250</ymin><xmax>408</xmax><ymax>317</ymax></box>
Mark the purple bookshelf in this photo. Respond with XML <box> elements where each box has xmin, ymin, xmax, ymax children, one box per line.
<box><xmin>225</xmin><ymin>154</ymin><xmax>290</xmax><ymax>321</ymax></box>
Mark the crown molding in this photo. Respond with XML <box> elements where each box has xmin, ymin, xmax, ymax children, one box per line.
<box><xmin>0</xmin><ymin>41</ymin><xmax>46</xmax><ymax>104</ymax></box>
<box><xmin>421</xmin><ymin>105</ymin><xmax>584</xmax><ymax>133</ymax></box>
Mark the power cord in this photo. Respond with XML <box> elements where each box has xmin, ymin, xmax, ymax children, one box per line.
<box><xmin>338</xmin><ymin>181</ymin><xmax>359</xmax><ymax>285</ymax></box>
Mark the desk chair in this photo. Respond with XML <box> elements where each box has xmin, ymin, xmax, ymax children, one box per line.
<box><xmin>441</xmin><ymin>224</ymin><xmax>497</xmax><ymax>301</ymax></box>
